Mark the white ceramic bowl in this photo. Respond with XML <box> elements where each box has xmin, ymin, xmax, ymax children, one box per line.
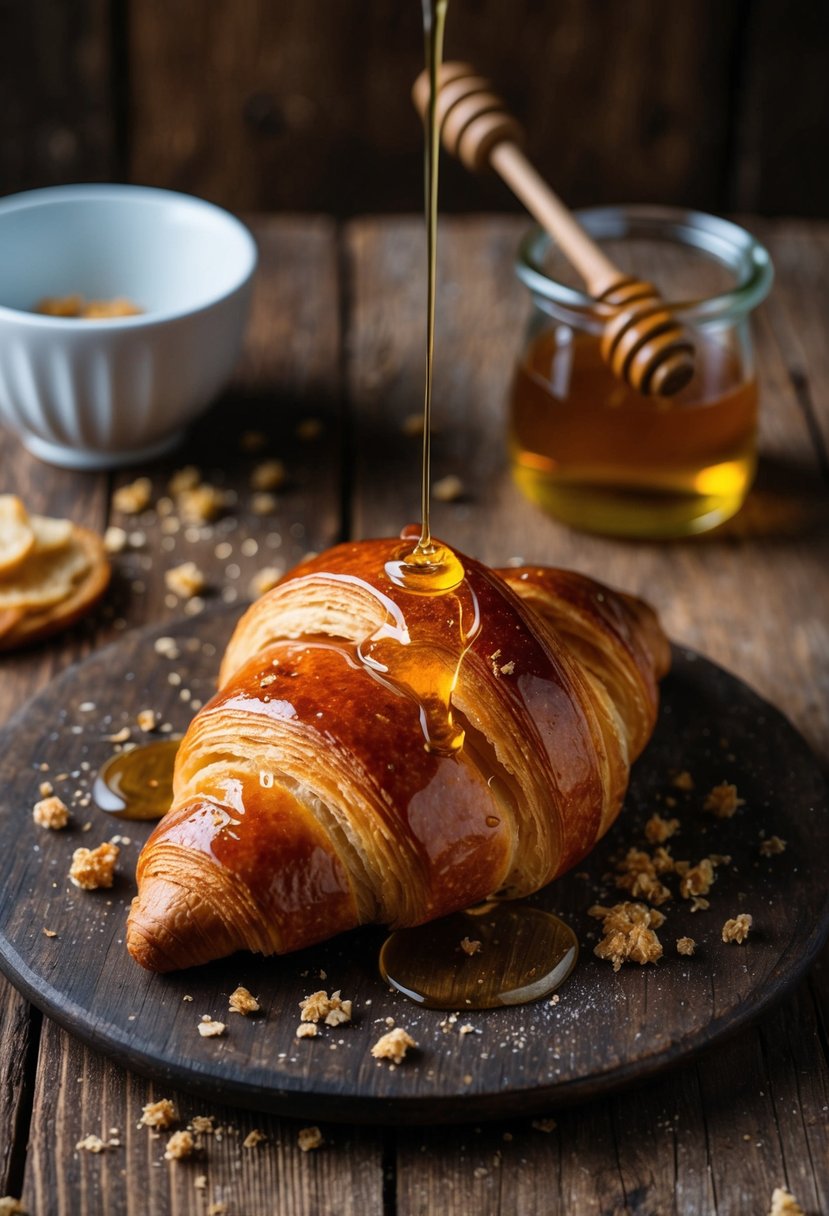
<box><xmin>0</xmin><ymin>184</ymin><xmax>257</xmax><ymax>469</ymax></box>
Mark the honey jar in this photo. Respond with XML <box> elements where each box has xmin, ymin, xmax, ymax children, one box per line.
<box><xmin>509</xmin><ymin>207</ymin><xmax>773</xmax><ymax>538</ymax></box>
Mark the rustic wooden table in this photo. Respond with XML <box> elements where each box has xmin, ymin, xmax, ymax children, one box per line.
<box><xmin>0</xmin><ymin>216</ymin><xmax>827</xmax><ymax>1216</ymax></box>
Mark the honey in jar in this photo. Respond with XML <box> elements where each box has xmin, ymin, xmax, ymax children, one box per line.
<box><xmin>510</xmin><ymin>207</ymin><xmax>773</xmax><ymax>538</ymax></box>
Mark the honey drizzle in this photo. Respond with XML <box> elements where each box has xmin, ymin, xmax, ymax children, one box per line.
<box><xmin>93</xmin><ymin>738</ymin><xmax>180</xmax><ymax>820</ymax></box>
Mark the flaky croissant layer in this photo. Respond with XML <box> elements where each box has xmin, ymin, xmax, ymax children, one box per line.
<box><xmin>127</xmin><ymin>538</ymin><xmax>669</xmax><ymax>972</ymax></box>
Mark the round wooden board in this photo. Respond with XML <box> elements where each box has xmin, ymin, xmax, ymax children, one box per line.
<box><xmin>0</xmin><ymin>607</ymin><xmax>826</xmax><ymax>1125</ymax></box>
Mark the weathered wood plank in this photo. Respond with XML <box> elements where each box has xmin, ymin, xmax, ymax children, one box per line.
<box><xmin>346</xmin><ymin>214</ymin><xmax>829</xmax><ymax>1214</ymax></box>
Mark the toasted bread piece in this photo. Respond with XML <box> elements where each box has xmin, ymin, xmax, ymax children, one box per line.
<box><xmin>0</xmin><ymin>527</ymin><xmax>110</xmax><ymax>651</ymax></box>
<box><xmin>0</xmin><ymin>496</ymin><xmax>35</xmax><ymax>576</ymax></box>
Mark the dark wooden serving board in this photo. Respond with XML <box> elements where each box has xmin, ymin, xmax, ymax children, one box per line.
<box><xmin>0</xmin><ymin>607</ymin><xmax>826</xmax><ymax>1126</ymax></box>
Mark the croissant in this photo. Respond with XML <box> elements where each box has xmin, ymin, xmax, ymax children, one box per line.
<box><xmin>127</xmin><ymin>537</ymin><xmax>670</xmax><ymax>972</ymax></box>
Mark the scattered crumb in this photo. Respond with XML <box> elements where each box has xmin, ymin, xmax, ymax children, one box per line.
<box><xmin>296</xmin><ymin>1023</ymin><xmax>318</xmax><ymax>1039</ymax></box>
<box><xmin>722</xmin><ymin>913</ymin><xmax>753</xmax><ymax>944</ymax></box>
<box><xmin>243</xmin><ymin>1129</ymin><xmax>266</xmax><ymax>1149</ymax></box>
<box><xmin>164</xmin><ymin>1130</ymin><xmax>195</xmax><ymax>1161</ymax></box>
<box><xmin>371</xmin><ymin>1027</ymin><xmax>416</xmax><ymax>1064</ymax></box>
<box><xmin>139</xmin><ymin>1098</ymin><xmax>177</xmax><ymax>1130</ymax></box>
<box><xmin>228</xmin><ymin>986</ymin><xmax>260</xmax><ymax>1016</ymax></box>
<box><xmin>106</xmin><ymin>726</ymin><xmax>131</xmax><ymax>744</ymax></box>
<box><xmin>589</xmin><ymin>902</ymin><xmax>665</xmax><ymax>971</ymax></box>
<box><xmin>672</xmin><ymin>771</ymin><xmax>694</xmax><ymax>791</ymax></box>
<box><xmin>0</xmin><ymin>1199</ymin><xmax>25</xmax><ymax>1215</ymax></box>
<box><xmin>69</xmin><ymin>842</ymin><xmax>119</xmax><ymax>890</ymax></box>
<box><xmin>299</xmin><ymin>989</ymin><xmax>352</xmax><ymax>1026</ymax></box>
<box><xmin>197</xmin><ymin>1017</ymin><xmax>226</xmax><ymax>1038</ymax></box>
<box><xmin>251</xmin><ymin>460</ymin><xmax>286</xmax><ymax>492</ymax></box>
<box><xmin>194</xmin><ymin>1175</ymin><xmax>207</xmax><ymax>1191</ymax></box>
<box><xmin>182</xmin><ymin>994</ymin><xmax>193</xmax><ymax>1003</ymax></box>
<box><xmin>644</xmin><ymin>813</ymin><xmax>680</xmax><ymax>844</ymax></box>
<box><xmin>38</xmin><ymin>780</ymin><xmax>54</xmax><ymax>797</ymax></box>
<box><xmin>297</xmin><ymin>1126</ymin><xmax>323</xmax><ymax>1153</ymax></box>
<box><xmin>402</xmin><ymin>413</ymin><xmax>424</xmax><ymax>437</ymax></box>
<box><xmin>207</xmin><ymin>1204</ymin><xmax>227</xmax><ymax>1216</ymax></box>
<box><xmin>679</xmin><ymin>858</ymin><xmax>716</xmax><ymax>901</ymax></box>
<box><xmin>165</xmin><ymin>561</ymin><xmax>206</xmax><ymax>600</ymax></box>
<box><xmin>768</xmin><ymin>1187</ymin><xmax>805</xmax><ymax>1216</ymax></box>
<box><xmin>459</xmin><ymin>1024</ymin><xmax>475</xmax><ymax>1035</ymax></box>
<box><xmin>614</xmin><ymin>848</ymin><xmax>672</xmax><ymax>906</ymax></box>
<box><xmin>168</xmin><ymin>466</ymin><xmax>201</xmax><ymax>496</ymax></box>
<box><xmin>531</xmin><ymin>1118</ymin><xmax>557</xmax><ymax>1133</ymax></box>
<box><xmin>189</xmin><ymin>1116</ymin><xmax>214</xmax><ymax>1135</ymax></box>
<box><xmin>103</xmin><ymin>525</ymin><xmax>128</xmax><ymax>554</ymax></box>
<box><xmin>499</xmin><ymin>661</ymin><xmax>515</xmax><ymax>676</ymax></box>
<box><xmin>136</xmin><ymin>708</ymin><xmax>158</xmax><ymax>733</ymax></box>
<box><xmin>42</xmin><ymin>928</ymin><xmax>57</xmax><ymax>938</ymax></box>
<box><xmin>760</xmin><ymin>836</ymin><xmax>787</xmax><ymax>857</ymax></box>
<box><xmin>460</xmin><ymin>936</ymin><xmax>482</xmax><ymax>956</ymax></box>
<box><xmin>75</xmin><ymin>1134</ymin><xmax>106</xmax><ymax>1153</ymax></box>
<box><xmin>250</xmin><ymin>567</ymin><xmax>282</xmax><ymax>598</ymax></box>
<box><xmin>250</xmin><ymin>491</ymin><xmax>278</xmax><ymax>516</ymax></box>
<box><xmin>33</xmin><ymin>795</ymin><xmax>69</xmax><ymax>830</ymax></box>
<box><xmin>113</xmin><ymin>478</ymin><xmax>152</xmax><ymax>515</ymax></box>
<box><xmin>178</xmin><ymin>484</ymin><xmax>224</xmax><ymax>524</ymax></box>
<box><xmin>703</xmin><ymin>782</ymin><xmax>745</xmax><ymax>819</ymax></box>
<box><xmin>676</xmin><ymin>937</ymin><xmax>696</xmax><ymax>956</ymax></box>
<box><xmin>432</xmin><ymin>474</ymin><xmax>464</xmax><ymax>502</ymax></box>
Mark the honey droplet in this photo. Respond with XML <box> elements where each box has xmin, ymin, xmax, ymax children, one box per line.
<box><xmin>92</xmin><ymin>738</ymin><xmax>180</xmax><ymax>821</ymax></box>
<box><xmin>379</xmin><ymin>902</ymin><xmax>578</xmax><ymax>1010</ymax></box>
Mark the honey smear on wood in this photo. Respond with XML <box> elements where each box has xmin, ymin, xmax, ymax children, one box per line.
<box><xmin>94</xmin><ymin>739</ymin><xmax>179</xmax><ymax>820</ymax></box>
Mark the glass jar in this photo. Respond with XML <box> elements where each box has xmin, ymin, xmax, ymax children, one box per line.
<box><xmin>509</xmin><ymin>206</ymin><xmax>773</xmax><ymax>538</ymax></box>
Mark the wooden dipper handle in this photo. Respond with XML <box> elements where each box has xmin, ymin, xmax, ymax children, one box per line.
<box><xmin>412</xmin><ymin>63</ymin><xmax>695</xmax><ymax>398</ymax></box>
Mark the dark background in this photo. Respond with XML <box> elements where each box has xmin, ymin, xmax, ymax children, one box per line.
<box><xmin>1</xmin><ymin>0</ymin><xmax>827</xmax><ymax>217</ymax></box>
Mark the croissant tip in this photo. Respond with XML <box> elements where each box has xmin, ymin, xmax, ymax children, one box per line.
<box><xmin>127</xmin><ymin>875</ymin><xmax>237</xmax><ymax>973</ymax></box>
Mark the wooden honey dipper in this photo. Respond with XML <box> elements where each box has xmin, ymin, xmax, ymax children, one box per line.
<box><xmin>412</xmin><ymin>62</ymin><xmax>695</xmax><ymax>397</ymax></box>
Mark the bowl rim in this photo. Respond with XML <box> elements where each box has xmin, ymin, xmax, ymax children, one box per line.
<box><xmin>0</xmin><ymin>183</ymin><xmax>258</xmax><ymax>329</ymax></box>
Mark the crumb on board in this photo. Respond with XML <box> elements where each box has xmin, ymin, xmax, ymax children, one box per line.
<box><xmin>672</xmin><ymin>771</ymin><xmax>694</xmax><ymax>791</ymax></box>
<box><xmin>178</xmin><ymin>484</ymin><xmax>225</xmax><ymax>524</ymax></box>
<box><xmin>113</xmin><ymin>478</ymin><xmax>152</xmax><ymax>515</ymax></box>
<box><xmin>197</xmin><ymin>1017</ymin><xmax>226</xmax><ymax>1038</ymax></box>
<box><xmin>768</xmin><ymin>1187</ymin><xmax>805</xmax><ymax>1216</ymax></box>
<box><xmin>297</xmin><ymin>1126</ymin><xmax>323</xmax><ymax>1153</ymax></box>
<box><xmin>189</xmin><ymin>1116</ymin><xmax>214</xmax><ymax>1135</ymax></box>
<box><xmin>165</xmin><ymin>561</ymin><xmax>206</xmax><ymax>600</ymax></box>
<box><xmin>164</xmin><ymin>1130</ymin><xmax>195</xmax><ymax>1161</ymax></box>
<box><xmin>139</xmin><ymin>1098</ymin><xmax>177</xmax><ymax>1130</ymax></box>
<box><xmin>402</xmin><ymin>413</ymin><xmax>424</xmax><ymax>437</ymax></box>
<box><xmin>168</xmin><ymin>466</ymin><xmax>201</xmax><ymax>496</ymax></box>
<box><xmin>299</xmin><ymin>989</ymin><xmax>352</xmax><ymax>1027</ymax></box>
<box><xmin>194</xmin><ymin>1175</ymin><xmax>207</xmax><ymax>1191</ymax></box>
<box><xmin>589</xmin><ymin>902</ymin><xmax>665</xmax><ymax>971</ymax></box>
<box><xmin>0</xmin><ymin>1198</ymin><xmax>25</xmax><ymax>1215</ymax></box>
<box><xmin>703</xmin><ymin>782</ymin><xmax>745</xmax><ymax>818</ymax></box>
<box><xmin>760</xmin><ymin>836</ymin><xmax>787</xmax><ymax>856</ymax></box>
<box><xmin>42</xmin><ymin>928</ymin><xmax>57</xmax><ymax>938</ymax></box>
<box><xmin>614</xmin><ymin>848</ymin><xmax>672</xmax><ymax>906</ymax></box>
<box><xmin>677</xmin><ymin>937</ymin><xmax>696</xmax><ymax>956</ymax></box>
<box><xmin>250</xmin><ymin>567</ymin><xmax>282</xmax><ymax>598</ymax></box>
<box><xmin>296</xmin><ymin>1023</ymin><xmax>318</xmax><ymax>1039</ymax></box>
<box><xmin>251</xmin><ymin>460</ymin><xmax>286</xmax><ymax>492</ymax></box>
<box><xmin>75</xmin><ymin>1134</ymin><xmax>106</xmax><ymax>1153</ymax></box>
<box><xmin>103</xmin><ymin>525</ymin><xmax>128</xmax><ymax>554</ymax></box>
<box><xmin>228</xmin><ymin>986</ymin><xmax>260</xmax><ymax>1016</ymax></box>
<box><xmin>38</xmin><ymin>780</ymin><xmax>53</xmax><ymax>797</ymax></box>
<box><xmin>644</xmin><ymin>813</ymin><xmax>679</xmax><ymax>844</ymax></box>
<box><xmin>243</xmin><ymin>1129</ymin><xmax>266</xmax><ymax>1149</ymax></box>
<box><xmin>136</xmin><ymin>708</ymin><xmax>158</xmax><ymax>733</ymax></box>
<box><xmin>106</xmin><ymin>726</ymin><xmax>131</xmax><ymax>744</ymax></box>
<box><xmin>722</xmin><ymin>913</ymin><xmax>753</xmax><ymax>944</ymax></box>
<box><xmin>250</xmin><ymin>492</ymin><xmax>278</xmax><ymax>516</ymax></box>
<box><xmin>460</xmin><ymin>936</ymin><xmax>482</xmax><ymax>956</ymax></box>
<box><xmin>531</xmin><ymin>1118</ymin><xmax>557</xmax><ymax>1133</ymax></box>
<box><xmin>33</xmin><ymin>795</ymin><xmax>69</xmax><ymax>830</ymax></box>
<box><xmin>678</xmin><ymin>858</ymin><xmax>716</xmax><ymax>900</ymax></box>
<box><xmin>432</xmin><ymin>474</ymin><xmax>464</xmax><ymax>502</ymax></box>
<box><xmin>371</xmin><ymin>1027</ymin><xmax>416</xmax><ymax>1065</ymax></box>
<box><xmin>69</xmin><ymin>842</ymin><xmax>119</xmax><ymax>890</ymax></box>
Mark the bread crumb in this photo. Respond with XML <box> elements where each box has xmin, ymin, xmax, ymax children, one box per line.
<box><xmin>33</xmin><ymin>795</ymin><xmax>69</xmax><ymax>830</ymax></box>
<box><xmin>228</xmin><ymin>986</ymin><xmax>260</xmax><ymax>1016</ymax></box>
<box><xmin>168</xmin><ymin>466</ymin><xmax>201</xmax><ymax>496</ymax></box>
<box><xmin>194</xmin><ymin>1175</ymin><xmax>207</xmax><ymax>1191</ymax></box>
<box><xmin>139</xmin><ymin>1098</ymin><xmax>177</xmax><ymax>1130</ymax></box>
<box><xmin>672</xmin><ymin>771</ymin><xmax>694</xmax><ymax>791</ymax></box>
<box><xmin>113</xmin><ymin>478</ymin><xmax>152</xmax><ymax>515</ymax></box>
<box><xmin>299</xmin><ymin>989</ymin><xmax>352</xmax><ymax>1026</ymax></box>
<box><xmin>165</xmin><ymin>561</ymin><xmax>206</xmax><ymax>600</ymax></box>
<box><xmin>722</xmin><ymin>913</ymin><xmax>753</xmax><ymax>944</ymax></box>
<box><xmin>0</xmin><ymin>1198</ymin><xmax>25</xmax><ymax>1215</ymax></box>
<box><xmin>296</xmin><ymin>1023</ymin><xmax>318</xmax><ymax>1039</ymax></box>
<box><xmin>76</xmin><ymin>1134</ymin><xmax>106</xmax><ymax>1153</ymax></box>
<box><xmin>178</xmin><ymin>484</ymin><xmax>224</xmax><ymax>524</ymax></box>
<box><xmin>402</xmin><ymin>413</ymin><xmax>424</xmax><ymax>437</ymax></box>
<box><xmin>189</xmin><ymin>1116</ymin><xmax>214</xmax><ymax>1135</ymax></box>
<box><xmin>679</xmin><ymin>858</ymin><xmax>716</xmax><ymax>900</ymax></box>
<box><xmin>106</xmin><ymin>726</ymin><xmax>131</xmax><ymax>744</ymax></box>
<box><xmin>136</xmin><ymin>708</ymin><xmax>158</xmax><ymax>733</ymax></box>
<box><xmin>460</xmin><ymin>936</ymin><xmax>482</xmax><ymax>956</ymax></box>
<box><xmin>37</xmin><ymin>780</ymin><xmax>54</xmax><ymax>797</ymax></box>
<box><xmin>250</xmin><ymin>492</ymin><xmax>278</xmax><ymax>516</ymax></box>
<box><xmin>589</xmin><ymin>902</ymin><xmax>664</xmax><ymax>971</ymax></box>
<box><xmin>164</xmin><ymin>1130</ymin><xmax>195</xmax><ymax>1161</ymax></box>
<box><xmin>104</xmin><ymin>525</ymin><xmax>128</xmax><ymax>554</ymax></box>
<box><xmin>297</xmin><ymin>1126</ymin><xmax>323</xmax><ymax>1153</ymax></box>
<box><xmin>531</xmin><ymin>1118</ymin><xmax>557</xmax><ymax>1133</ymax></box>
<box><xmin>760</xmin><ymin>836</ymin><xmax>786</xmax><ymax>856</ymax></box>
<box><xmin>433</xmin><ymin>474</ymin><xmax>464</xmax><ymax>502</ymax></box>
<box><xmin>197</xmin><ymin>1017</ymin><xmax>226</xmax><ymax>1038</ymax></box>
<box><xmin>371</xmin><ymin>1027</ymin><xmax>416</xmax><ymax>1064</ymax></box>
<box><xmin>459</xmin><ymin>1024</ymin><xmax>475</xmax><ymax>1035</ymax></box>
<box><xmin>499</xmin><ymin>661</ymin><xmax>515</xmax><ymax>676</ymax></box>
<box><xmin>704</xmin><ymin>782</ymin><xmax>745</xmax><ymax>818</ymax></box>
<box><xmin>644</xmin><ymin>813</ymin><xmax>679</xmax><ymax>844</ymax></box>
<box><xmin>250</xmin><ymin>567</ymin><xmax>282</xmax><ymax>598</ymax></box>
<box><xmin>43</xmin><ymin>928</ymin><xmax>57</xmax><ymax>938</ymax></box>
<box><xmin>768</xmin><ymin>1187</ymin><xmax>805</xmax><ymax>1216</ymax></box>
<box><xmin>243</xmin><ymin>1129</ymin><xmax>266</xmax><ymax>1149</ymax></box>
<box><xmin>251</xmin><ymin>460</ymin><xmax>286</xmax><ymax>492</ymax></box>
<box><xmin>207</xmin><ymin>1205</ymin><xmax>227</xmax><ymax>1216</ymax></box>
<box><xmin>676</xmin><ymin>937</ymin><xmax>696</xmax><ymax>956</ymax></box>
<box><xmin>69</xmin><ymin>842</ymin><xmax>119</xmax><ymax>889</ymax></box>
<box><xmin>614</xmin><ymin>848</ymin><xmax>672</xmax><ymax>906</ymax></box>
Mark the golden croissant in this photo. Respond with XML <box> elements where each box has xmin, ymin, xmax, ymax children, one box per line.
<box><xmin>127</xmin><ymin>538</ymin><xmax>669</xmax><ymax>972</ymax></box>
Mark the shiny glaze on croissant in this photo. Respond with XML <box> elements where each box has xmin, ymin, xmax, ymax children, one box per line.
<box><xmin>127</xmin><ymin>538</ymin><xmax>669</xmax><ymax>972</ymax></box>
